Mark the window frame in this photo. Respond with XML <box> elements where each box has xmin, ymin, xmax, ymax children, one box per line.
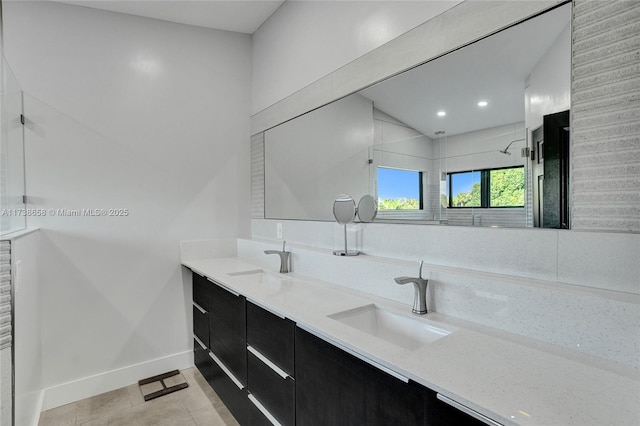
<box><xmin>376</xmin><ymin>166</ymin><xmax>424</xmax><ymax>211</ymax></box>
<box><xmin>447</xmin><ymin>165</ymin><xmax>525</xmax><ymax>209</ymax></box>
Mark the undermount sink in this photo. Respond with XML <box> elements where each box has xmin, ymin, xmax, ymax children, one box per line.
<box><xmin>226</xmin><ymin>269</ymin><xmax>305</xmax><ymax>296</ymax></box>
<box><xmin>227</xmin><ymin>269</ymin><xmax>288</xmax><ymax>283</ymax></box>
<box><xmin>328</xmin><ymin>304</ymin><xmax>453</xmax><ymax>350</ymax></box>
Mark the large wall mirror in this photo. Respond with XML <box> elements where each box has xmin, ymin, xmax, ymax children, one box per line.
<box><xmin>262</xmin><ymin>3</ymin><xmax>571</xmax><ymax>228</ymax></box>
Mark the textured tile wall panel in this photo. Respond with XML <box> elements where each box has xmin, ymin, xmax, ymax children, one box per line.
<box><xmin>446</xmin><ymin>208</ymin><xmax>526</xmax><ymax>228</ymax></box>
<box><xmin>250</xmin><ymin>133</ymin><xmax>265</xmax><ymax>219</ymax></box>
<box><xmin>572</xmin><ymin>0</ymin><xmax>640</xmax><ymax>232</ymax></box>
<box><xmin>0</xmin><ymin>241</ymin><xmax>11</xmax><ymax>350</ymax></box>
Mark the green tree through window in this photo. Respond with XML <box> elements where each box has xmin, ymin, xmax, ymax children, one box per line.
<box><xmin>490</xmin><ymin>167</ymin><xmax>524</xmax><ymax>206</ymax></box>
<box><xmin>448</xmin><ymin>166</ymin><xmax>524</xmax><ymax>208</ymax></box>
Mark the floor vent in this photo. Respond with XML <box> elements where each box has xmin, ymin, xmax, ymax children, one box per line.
<box><xmin>138</xmin><ymin>370</ymin><xmax>189</xmax><ymax>401</ymax></box>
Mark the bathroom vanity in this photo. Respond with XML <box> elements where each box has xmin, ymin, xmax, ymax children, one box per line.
<box><xmin>182</xmin><ymin>256</ymin><xmax>639</xmax><ymax>426</ymax></box>
<box><xmin>188</xmin><ymin>265</ymin><xmax>484</xmax><ymax>426</ymax></box>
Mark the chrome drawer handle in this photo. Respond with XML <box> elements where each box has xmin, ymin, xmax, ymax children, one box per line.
<box><xmin>248</xmin><ymin>393</ymin><xmax>282</xmax><ymax>426</ymax></box>
<box><xmin>437</xmin><ymin>393</ymin><xmax>502</xmax><ymax>426</ymax></box>
<box><xmin>192</xmin><ymin>301</ymin><xmax>206</xmax><ymax>314</ymax></box>
<box><xmin>193</xmin><ymin>335</ymin><xmax>207</xmax><ymax>350</ymax></box>
<box><xmin>208</xmin><ymin>351</ymin><xmax>245</xmax><ymax>390</ymax></box>
<box><xmin>207</xmin><ymin>277</ymin><xmax>240</xmax><ymax>297</ymax></box>
<box><xmin>247</xmin><ymin>345</ymin><xmax>291</xmax><ymax>380</ymax></box>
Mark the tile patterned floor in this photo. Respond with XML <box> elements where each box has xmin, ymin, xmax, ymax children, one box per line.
<box><xmin>37</xmin><ymin>368</ymin><xmax>239</xmax><ymax>426</ymax></box>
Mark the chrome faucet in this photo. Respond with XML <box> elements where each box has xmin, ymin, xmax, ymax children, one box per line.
<box><xmin>394</xmin><ymin>261</ymin><xmax>428</xmax><ymax>315</ymax></box>
<box><xmin>264</xmin><ymin>241</ymin><xmax>290</xmax><ymax>274</ymax></box>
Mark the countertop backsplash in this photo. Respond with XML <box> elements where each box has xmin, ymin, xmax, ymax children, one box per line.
<box><xmin>181</xmin><ymin>235</ymin><xmax>639</xmax><ymax>369</ymax></box>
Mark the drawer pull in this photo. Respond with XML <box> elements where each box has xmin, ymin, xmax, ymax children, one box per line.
<box><xmin>207</xmin><ymin>277</ymin><xmax>240</xmax><ymax>297</ymax></box>
<box><xmin>192</xmin><ymin>301</ymin><xmax>207</xmax><ymax>314</ymax></box>
<box><xmin>437</xmin><ymin>394</ymin><xmax>502</xmax><ymax>426</ymax></box>
<box><xmin>193</xmin><ymin>335</ymin><xmax>207</xmax><ymax>350</ymax></box>
<box><xmin>297</xmin><ymin>324</ymin><xmax>409</xmax><ymax>383</ymax></box>
<box><xmin>209</xmin><ymin>351</ymin><xmax>245</xmax><ymax>390</ymax></box>
<box><xmin>248</xmin><ymin>393</ymin><xmax>282</xmax><ymax>426</ymax></box>
<box><xmin>247</xmin><ymin>345</ymin><xmax>290</xmax><ymax>380</ymax></box>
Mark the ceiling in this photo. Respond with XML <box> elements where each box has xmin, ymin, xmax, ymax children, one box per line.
<box><xmin>50</xmin><ymin>0</ymin><xmax>285</xmax><ymax>34</ymax></box>
<box><xmin>359</xmin><ymin>3</ymin><xmax>571</xmax><ymax>138</ymax></box>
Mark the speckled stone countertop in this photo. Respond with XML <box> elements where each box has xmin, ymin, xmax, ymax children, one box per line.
<box><xmin>182</xmin><ymin>257</ymin><xmax>640</xmax><ymax>426</ymax></box>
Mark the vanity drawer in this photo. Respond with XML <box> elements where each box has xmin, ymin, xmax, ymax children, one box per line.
<box><xmin>247</xmin><ymin>301</ymin><xmax>295</xmax><ymax>377</ymax></box>
<box><xmin>193</xmin><ymin>304</ymin><xmax>209</xmax><ymax>347</ymax></box>
<box><xmin>193</xmin><ymin>338</ymin><xmax>211</xmax><ymax>383</ymax></box>
<box><xmin>209</xmin><ymin>280</ymin><xmax>247</xmax><ymax>385</ymax></box>
<box><xmin>192</xmin><ymin>273</ymin><xmax>210</xmax><ymax>312</ymax></box>
<box><xmin>209</xmin><ymin>280</ymin><xmax>246</xmax><ymax>337</ymax></box>
<box><xmin>208</xmin><ymin>350</ymin><xmax>248</xmax><ymax>425</ymax></box>
<box><xmin>247</xmin><ymin>395</ymin><xmax>276</xmax><ymax>426</ymax></box>
<box><xmin>210</xmin><ymin>330</ymin><xmax>247</xmax><ymax>386</ymax></box>
<box><xmin>248</xmin><ymin>349</ymin><xmax>295</xmax><ymax>426</ymax></box>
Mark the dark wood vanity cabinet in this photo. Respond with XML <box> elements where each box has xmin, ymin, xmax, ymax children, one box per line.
<box><xmin>208</xmin><ymin>279</ymin><xmax>248</xmax><ymax>425</ymax></box>
<box><xmin>247</xmin><ymin>302</ymin><xmax>295</xmax><ymax>375</ymax></box>
<box><xmin>246</xmin><ymin>302</ymin><xmax>296</xmax><ymax>426</ymax></box>
<box><xmin>192</xmin><ymin>272</ymin><xmax>210</xmax><ymax>347</ymax></box>
<box><xmin>209</xmin><ymin>280</ymin><xmax>247</xmax><ymax>385</ymax></box>
<box><xmin>295</xmin><ymin>327</ymin><xmax>486</xmax><ymax>426</ymax></box>
<box><xmin>191</xmin><ymin>270</ymin><xmax>492</xmax><ymax>426</ymax></box>
<box><xmin>191</xmin><ymin>272</ymin><xmax>249</xmax><ymax>425</ymax></box>
<box><xmin>192</xmin><ymin>273</ymin><xmax>212</xmax><ymax>381</ymax></box>
<box><xmin>295</xmin><ymin>327</ymin><xmax>427</xmax><ymax>426</ymax></box>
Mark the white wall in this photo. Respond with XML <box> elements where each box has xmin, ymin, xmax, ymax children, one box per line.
<box><xmin>251</xmin><ymin>0</ymin><xmax>462</xmax><ymax>114</ymax></box>
<box><xmin>445</xmin><ymin>123</ymin><xmax>526</xmax><ymax>172</ymax></box>
<box><xmin>525</xmin><ymin>22</ymin><xmax>571</xmax><ymax>131</ymax></box>
<box><xmin>265</xmin><ymin>94</ymin><xmax>372</xmax><ymax>221</ymax></box>
<box><xmin>3</xmin><ymin>0</ymin><xmax>251</xmax><ymax>409</ymax></box>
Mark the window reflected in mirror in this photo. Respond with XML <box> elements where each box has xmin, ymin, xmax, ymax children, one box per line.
<box><xmin>377</xmin><ymin>167</ymin><xmax>423</xmax><ymax>210</ymax></box>
<box><xmin>259</xmin><ymin>2</ymin><xmax>570</xmax><ymax>228</ymax></box>
<box><xmin>447</xmin><ymin>167</ymin><xmax>524</xmax><ymax>208</ymax></box>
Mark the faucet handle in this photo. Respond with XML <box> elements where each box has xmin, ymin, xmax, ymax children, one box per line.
<box><xmin>419</xmin><ymin>260</ymin><xmax>424</xmax><ymax>279</ymax></box>
<box><xmin>283</xmin><ymin>240</ymin><xmax>287</xmax><ymax>252</ymax></box>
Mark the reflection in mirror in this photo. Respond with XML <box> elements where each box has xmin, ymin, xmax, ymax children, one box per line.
<box><xmin>333</xmin><ymin>194</ymin><xmax>357</xmax><ymax>225</ymax></box>
<box><xmin>264</xmin><ymin>95</ymin><xmax>373</xmax><ymax>221</ymax></box>
<box><xmin>357</xmin><ymin>195</ymin><xmax>378</xmax><ymax>223</ymax></box>
<box><xmin>332</xmin><ymin>194</ymin><xmax>359</xmax><ymax>256</ymax></box>
<box><xmin>262</xmin><ymin>3</ymin><xmax>571</xmax><ymax>228</ymax></box>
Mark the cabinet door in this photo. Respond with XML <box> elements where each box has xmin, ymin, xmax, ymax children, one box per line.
<box><xmin>209</xmin><ymin>280</ymin><xmax>247</xmax><ymax>385</ymax></box>
<box><xmin>247</xmin><ymin>302</ymin><xmax>296</xmax><ymax>426</ymax></box>
<box><xmin>363</xmin><ymin>364</ymin><xmax>428</xmax><ymax>426</ymax></box>
<box><xmin>193</xmin><ymin>338</ymin><xmax>212</xmax><ymax>384</ymax></box>
<box><xmin>295</xmin><ymin>327</ymin><xmax>366</xmax><ymax>426</ymax></box>
<box><xmin>192</xmin><ymin>273</ymin><xmax>210</xmax><ymax>311</ymax></box>
<box><xmin>208</xmin><ymin>350</ymin><xmax>248</xmax><ymax>425</ymax></box>
<box><xmin>247</xmin><ymin>302</ymin><xmax>295</xmax><ymax>376</ymax></box>
<box><xmin>248</xmin><ymin>351</ymin><xmax>295</xmax><ymax>426</ymax></box>
<box><xmin>296</xmin><ymin>327</ymin><xmax>431</xmax><ymax>426</ymax></box>
<box><xmin>193</xmin><ymin>304</ymin><xmax>209</xmax><ymax>347</ymax></box>
<box><xmin>192</xmin><ymin>273</ymin><xmax>210</xmax><ymax>347</ymax></box>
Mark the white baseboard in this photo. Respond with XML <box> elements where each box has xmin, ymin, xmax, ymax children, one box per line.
<box><xmin>41</xmin><ymin>350</ymin><xmax>193</xmax><ymax>411</ymax></box>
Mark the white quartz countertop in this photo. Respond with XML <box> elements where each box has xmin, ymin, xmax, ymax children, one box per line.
<box><xmin>182</xmin><ymin>257</ymin><xmax>640</xmax><ymax>426</ymax></box>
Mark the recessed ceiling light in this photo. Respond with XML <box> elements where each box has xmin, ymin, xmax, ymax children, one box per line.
<box><xmin>478</xmin><ymin>101</ymin><xmax>488</xmax><ymax>107</ymax></box>
<box><xmin>437</xmin><ymin>111</ymin><xmax>446</xmax><ymax>117</ymax></box>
